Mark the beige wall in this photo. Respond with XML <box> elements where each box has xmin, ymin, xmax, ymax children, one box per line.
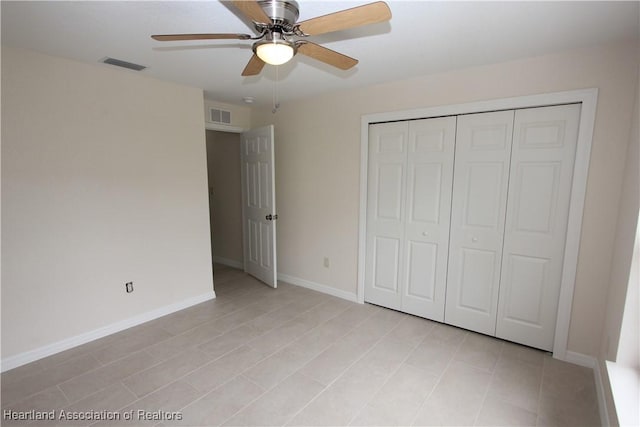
<box><xmin>252</xmin><ymin>40</ymin><xmax>639</xmax><ymax>358</ymax></box>
<box><xmin>597</xmin><ymin>57</ymin><xmax>639</xmax><ymax>426</ymax></box>
<box><xmin>600</xmin><ymin>61</ymin><xmax>640</xmax><ymax>364</ymax></box>
<box><xmin>1</xmin><ymin>47</ymin><xmax>214</xmax><ymax>360</ymax></box>
<box><xmin>206</xmin><ymin>130</ymin><xmax>243</xmax><ymax>265</ymax></box>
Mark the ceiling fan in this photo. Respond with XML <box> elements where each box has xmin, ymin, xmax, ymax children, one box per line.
<box><xmin>151</xmin><ymin>0</ymin><xmax>391</xmax><ymax>76</ymax></box>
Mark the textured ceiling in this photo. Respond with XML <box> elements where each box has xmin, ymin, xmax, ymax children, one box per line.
<box><xmin>2</xmin><ymin>1</ymin><xmax>638</xmax><ymax>107</ymax></box>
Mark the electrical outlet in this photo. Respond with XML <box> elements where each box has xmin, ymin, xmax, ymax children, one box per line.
<box><xmin>323</xmin><ymin>257</ymin><xmax>330</xmax><ymax>268</ymax></box>
<box><xmin>125</xmin><ymin>282</ymin><xmax>134</xmax><ymax>293</ymax></box>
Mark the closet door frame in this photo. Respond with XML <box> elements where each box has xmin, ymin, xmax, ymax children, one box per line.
<box><xmin>357</xmin><ymin>88</ymin><xmax>598</xmax><ymax>361</ymax></box>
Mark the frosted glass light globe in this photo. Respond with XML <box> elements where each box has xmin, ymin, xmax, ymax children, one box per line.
<box><xmin>256</xmin><ymin>42</ymin><xmax>294</xmax><ymax>65</ymax></box>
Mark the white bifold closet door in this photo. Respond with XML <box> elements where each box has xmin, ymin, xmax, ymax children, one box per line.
<box><xmin>364</xmin><ymin>103</ymin><xmax>581</xmax><ymax>352</ymax></box>
<box><xmin>365</xmin><ymin>117</ymin><xmax>456</xmax><ymax>320</ymax></box>
<box><xmin>444</xmin><ymin>110</ymin><xmax>515</xmax><ymax>335</ymax></box>
<box><xmin>496</xmin><ymin>104</ymin><xmax>581</xmax><ymax>351</ymax></box>
<box><xmin>445</xmin><ymin>105</ymin><xmax>580</xmax><ymax>350</ymax></box>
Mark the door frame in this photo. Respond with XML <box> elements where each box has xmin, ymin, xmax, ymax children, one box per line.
<box><xmin>357</xmin><ymin>88</ymin><xmax>598</xmax><ymax>361</ymax></box>
<box><xmin>205</xmin><ymin>124</ymin><xmax>278</xmax><ymax>288</ymax></box>
<box><xmin>205</xmin><ymin>128</ymin><xmax>245</xmax><ymax>270</ymax></box>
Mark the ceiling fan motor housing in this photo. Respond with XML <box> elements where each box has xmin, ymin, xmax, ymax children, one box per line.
<box><xmin>258</xmin><ymin>0</ymin><xmax>299</xmax><ymax>28</ymax></box>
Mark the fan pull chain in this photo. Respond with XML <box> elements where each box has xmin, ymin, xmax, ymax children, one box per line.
<box><xmin>272</xmin><ymin>65</ymin><xmax>280</xmax><ymax>114</ymax></box>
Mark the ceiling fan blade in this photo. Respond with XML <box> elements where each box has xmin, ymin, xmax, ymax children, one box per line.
<box><xmin>242</xmin><ymin>54</ymin><xmax>266</xmax><ymax>76</ymax></box>
<box><xmin>297</xmin><ymin>1</ymin><xmax>391</xmax><ymax>36</ymax></box>
<box><xmin>152</xmin><ymin>33</ymin><xmax>252</xmax><ymax>41</ymax></box>
<box><xmin>231</xmin><ymin>0</ymin><xmax>271</xmax><ymax>24</ymax></box>
<box><xmin>297</xmin><ymin>42</ymin><xmax>358</xmax><ymax>70</ymax></box>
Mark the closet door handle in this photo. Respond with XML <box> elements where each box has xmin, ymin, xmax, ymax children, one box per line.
<box><xmin>422</xmin><ymin>231</ymin><xmax>429</xmax><ymax>236</ymax></box>
<box><xmin>471</xmin><ymin>237</ymin><xmax>478</xmax><ymax>242</ymax></box>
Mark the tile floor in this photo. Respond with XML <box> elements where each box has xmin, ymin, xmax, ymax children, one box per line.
<box><xmin>1</xmin><ymin>264</ymin><xmax>601</xmax><ymax>426</ymax></box>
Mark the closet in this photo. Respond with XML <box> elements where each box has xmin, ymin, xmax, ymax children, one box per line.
<box><xmin>364</xmin><ymin>103</ymin><xmax>581</xmax><ymax>351</ymax></box>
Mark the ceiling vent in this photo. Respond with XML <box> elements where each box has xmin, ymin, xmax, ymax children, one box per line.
<box><xmin>101</xmin><ymin>57</ymin><xmax>147</xmax><ymax>71</ymax></box>
<box><xmin>209</xmin><ymin>108</ymin><xmax>232</xmax><ymax>125</ymax></box>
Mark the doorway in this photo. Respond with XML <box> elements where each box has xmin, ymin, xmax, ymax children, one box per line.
<box><xmin>205</xmin><ymin>130</ymin><xmax>244</xmax><ymax>271</ymax></box>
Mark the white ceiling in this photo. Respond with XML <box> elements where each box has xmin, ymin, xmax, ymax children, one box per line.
<box><xmin>2</xmin><ymin>1</ymin><xmax>638</xmax><ymax>108</ymax></box>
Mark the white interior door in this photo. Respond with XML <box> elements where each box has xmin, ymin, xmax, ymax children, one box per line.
<box><xmin>241</xmin><ymin>125</ymin><xmax>277</xmax><ymax>288</ymax></box>
<box><xmin>496</xmin><ymin>104</ymin><xmax>581</xmax><ymax>351</ymax></box>
<box><xmin>364</xmin><ymin>121</ymin><xmax>408</xmax><ymax>310</ymax></box>
<box><xmin>364</xmin><ymin>118</ymin><xmax>455</xmax><ymax>320</ymax></box>
<box><xmin>445</xmin><ymin>110</ymin><xmax>514</xmax><ymax>335</ymax></box>
<box><xmin>401</xmin><ymin>117</ymin><xmax>456</xmax><ymax>320</ymax></box>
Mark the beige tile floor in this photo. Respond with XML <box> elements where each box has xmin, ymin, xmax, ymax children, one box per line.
<box><xmin>1</xmin><ymin>264</ymin><xmax>601</xmax><ymax>426</ymax></box>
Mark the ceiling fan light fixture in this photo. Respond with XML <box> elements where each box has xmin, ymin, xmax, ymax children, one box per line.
<box><xmin>255</xmin><ymin>33</ymin><xmax>295</xmax><ymax>65</ymax></box>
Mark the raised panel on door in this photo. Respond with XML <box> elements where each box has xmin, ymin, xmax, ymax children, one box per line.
<box><xmin>457</xmin><ymin>248</ymin><xmax>499</xmax><ymax>314</ymax></box>
<box><xmin>401</xmin><ymin>116</ymin><xmax>456</xmax><ymax>320</ymax></box>
<box><xmin>496</xmin><ymin>104</ymin><xmax>581</xmax><ymax>351</ymax></box>
<box><xmin>373</xmin><ymin>236</ymin><xmax>401</xmax><ymax>293</ymax></box>
<box><xmin>445</xmin><ymin>110</ymin><xmax>514</xmax><ymax>335</ymax></box>
<box><xmin>364</xmin><ymin>121</ymin><xmax>408</xmax><ymax>310</ymax></box>
<box><xmin>241</xmin><ymin>126</ymin><xmax>277</xmax><ymax>288</ymax></box>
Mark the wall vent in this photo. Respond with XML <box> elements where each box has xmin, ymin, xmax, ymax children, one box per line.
<box><xmin>209</xmin><ymin>108</ymin><xmax>232</xmax><ymax>125</ymax></box>
<box><xmin>101</xmin><ymin>57</ymin><xmax>147</xmax><ymax>71</ymax></box>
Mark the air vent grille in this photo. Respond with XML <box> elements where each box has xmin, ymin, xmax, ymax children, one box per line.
<box><xmin>210</xmin><ymin>108</ymin><xmax>232</xmax><ymax>125</ymax></box>
<box><xmin>102</xmin><ymin>57</ymin><xmax>147</xmax><ymax>71</ymax></box>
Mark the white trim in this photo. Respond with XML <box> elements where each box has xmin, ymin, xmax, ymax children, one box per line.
<box><xmin>596</xmin><ymin>361</ymin><xmax>612</xmax><ymax>427</ymax></box>
<box><xmin>205</xmin><ymin>122</ymin><xmax>245</xmax><ymax>133</ymax></box>
<box><xmin>277</xmin><ymin>273</ymin><xmax>358</xmax><ymax>303</ymax></box>
<box><xmin>213</xmin><ymin>256</ymin><xmax>244</xmax><ymax>269</ymax></box>
<box><xmin>357</xmin><ymin>115</ymin><xmax>369</xmax><ymax>305</ymax></box>
<box><xmin>564</xmin><ymin>350</ymin><xmax>597</xmax><ymax>368</ymax></box>
<box><xmin>563</xmin><ymin>352</ymin><xmax>609</xmax><ymax>426</ymax></box>
<box><xmin>357</xmin><ymin>89</ymin><xmax>599</xmax><ymax>360</ymax></box>
<box><xmin>1</xmin><ymin>291</ymin><xmax>216</xmax><ymax>373</ymax></box>
<box><xmin>553</xmin><ymin>90</ymin><xmax>598</xmax><ymax>360</ymax></box>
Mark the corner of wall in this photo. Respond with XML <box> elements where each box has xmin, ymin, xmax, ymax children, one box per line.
<box><xmin>564</xmin><ymin>351</ymin><xmax>611</xmax><ymax>426</ymax></box>
<box><xmin>594</xmin><ymin>54</ymin><xmax>640</xmax><ymax>427</ymax></box>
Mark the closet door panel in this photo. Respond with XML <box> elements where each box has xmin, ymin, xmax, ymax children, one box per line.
<box><xmin>402</xmin><ymin>117</ymin><xmax>456</xmax><ymax>320</ymax></box>
<box><xmin>457</xmin><ymin>248</ymin><xmax>499</xmax><ymax>313</ymax></box>
<box><xmin>496</xmin><ymin>104</ymin><xmax>581</xmax><ymax>351</ymax></box>
<box><xmin>405</xmin><ymin>241</ymin><xmax>438</xmax><ymax>298</ymax></box>
<box><xmin>372</xmin><ymin>236</ymin><xmax>401</xmax><ymax>292</ymax></box>
<box><xmin>445</xmin><ymin>111</ymin><xmax>514</xmax><ymax>335</ymax></box>
<box><xmin>364</xmin><ymin>122</ymin><xmax>408</xmax><ymax>310</ymax></box>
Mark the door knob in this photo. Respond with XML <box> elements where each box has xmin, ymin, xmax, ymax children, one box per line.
<box><xmin>422</xmin><ymin>231</ymin><xmax>429</xmax><ymax>236</ymax></box>
<box><xmin>472</xmin><ymin>237</ymin><xmax>478</xmax><ymax>242</ymax></box>
<box><xmin>265</xmin><ymin>214</ymin><xmax>279</xmax><ymax>221</ymax></box>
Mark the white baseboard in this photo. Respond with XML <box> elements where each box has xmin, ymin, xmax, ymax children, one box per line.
<box><xmin>1</xmin><ymin>291</ymin><xmax>216</xmax><ymax>373</ymax></box>
<box><xmin>564</xmin><ymin>351</ymin><xmax>609</xmax><ymax>426</ymax></box>
<box><xmin>594</xmin><ymin>360</ymin><xmax>611</xmax><ymax>427</ymax></box>
<box><xmin>564</xmin><ymin>350</ymin><xmax>596</xmax><ymax>368</ymax></box>
<box><xmin>213</xmin><ymin>256</ymin><xmax>243</xmax><ymax>269</ymax></box>
<box><xmin>277</xmin><ymin>273</ymin><xmax>358</xmax><ymax>303</ymax></box>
